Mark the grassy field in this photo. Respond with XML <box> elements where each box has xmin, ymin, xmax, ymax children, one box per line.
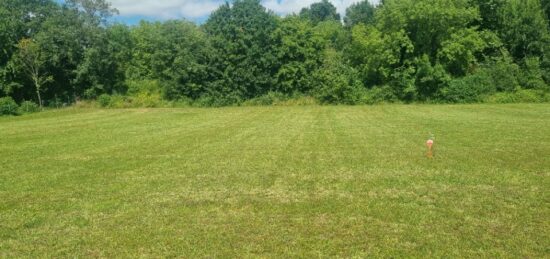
<box><xmin>1</xmin><ymin>104</ymin><xmax>549</xmax><ymax>257</ymax></box>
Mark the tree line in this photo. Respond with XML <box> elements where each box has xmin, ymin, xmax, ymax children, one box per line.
<box><xmin>1</xmin><ymin>0</ymin><xmax>550</xmax><ymax>109</ymax></box>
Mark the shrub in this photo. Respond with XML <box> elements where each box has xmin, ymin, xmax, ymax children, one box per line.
<box><xmin>131</xmin><ymin>92</ymin><xmax>164</xmax><ymax>108</ymax></box>
<box><xmin>97</xmin><ymin>94</ymin><xmax>111</xmax><ymax>107</ymax></box>
<box><xmin>47</xmin><ymin>97</ymin><xmax>64</xmax><ymax>108</ymax></box>
<box><xmin>485</xmin><ymin>57</ymin><xmax>521</xmax><ymax>92</ymax></box>
<box><xmin>519</xmin><ymin>57</ymin><xmax>548</xmax><ymax>90</ymax></box>
<box><xmin>275</xmin><ymin>96</ymin><xmax>319</xmax><ymax>106</ymax></box>
<box><xmin>414</xmin><ymin>55</ymin><xmax>451</xmax><ymax>101</ymax></box>
<box><xmin>313</xmin><ymin>48</ymin><xmax>366</xmax><ymax>105</ymax></box>
<box><xmin>18</xmin><ymin>101</ymin><xmax>40</xmax><ymax>114</ymax></box>
<box><xmin>313</xmin><ymin>64</ymin><xmax>365</xmax><ymax>105</ymax></box>
<box><xmin>193</xmin><ymin>93</ymin><xmax>242</xmax><ymax>107</ymax></box>
<box><xmin>243</xmin><ymin>92</ymin><xmax>287</xmax><ymax>106</ymax></box>
<box><xmin>107</xmin><ymin>95</ymin><xmax>131</xmax><ymax>108</ymax></box>
<box><xmin>441</xmin><ymin>70</ymin><xmax>496</xmax><ymax>103</ymax></box>
<box><xmin>485</xmin><ymin>89</ymin><xmax>550</xmax><ymax>103</ymax></box>
<box><xmin>363</xmin><ymin>85</ymin><xmax>398</xmax><ymax>104</ymax></box>
<box><xmin>127</xmin><ymin>80</ymin><xmax>162</xmax><ymax>96</ymax></box>
<box><xmin>0</xmin><ymin>97</ymin><xmax>19</xmax><ymax>116</ymax></box>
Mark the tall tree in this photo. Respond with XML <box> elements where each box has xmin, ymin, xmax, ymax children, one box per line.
<box><xmin>344</xmin><ymin>0</ymin><xmax>376</xmax><ymax>27</ymax></box>
<box><xmin>498</xmin><ymin>0</ymin><xmax>550</xmax><ymax>62</ymax></box>
<box><xmin>65</xmin><ymin>0</ymin><xmax>118</xmax><ymax>26</ymax></box>
<box><xmin>469</xmin><ymin>0</ymin><xmax>506</xmax><ymax>31</ymax></box>
<box><xmin>542</xmin><ymin>0</ymin><xmax>550</xmax><ymax>27</ymax></box>
<box><xmin>300</xmin><ymin>0</ymin><xmax>341</xmax><ymax>25</ymax></box>
<box><xmin>272</xmin><ymin>16</ymin><xmax>324</xmax><ymax>94</ymax></box>
<box><xmin>10</xmin><ymin>39</ymin><xmax>52</xmax><ymax>108</ymax></box>
<box><xmin>128</xmin><ymin>20</ymin><xmax>211</xmax><ymax>100</ymax></box>
<box><xmin>204</xmin><ymin>0</ymin><xmax>279</xmax><ymax>101</ymax></box>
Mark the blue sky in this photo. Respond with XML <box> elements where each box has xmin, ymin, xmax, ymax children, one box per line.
<box><xmin>82</xmin><ymin>0</ymin><xmax>379</xmax><ymax>25</ymax></box>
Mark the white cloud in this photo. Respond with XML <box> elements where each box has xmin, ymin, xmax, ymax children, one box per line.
<box><xmin>108</xmin><ymin>0</ymin><xmax>379</xmax><ymax>20</ymax></box>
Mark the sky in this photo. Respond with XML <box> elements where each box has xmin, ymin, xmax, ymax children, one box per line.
<box><xmin>103</xmin><ymin>0</ymin><xmax>380</xmax><ymax>25</ymax></box>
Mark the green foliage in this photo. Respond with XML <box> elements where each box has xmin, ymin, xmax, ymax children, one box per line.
<box><xmin>204</xmin><ymin>0</ymin><xmax>278</xmax><ymax>100</ymax></box>
<box><xmin>97</xmin><ymin>94</ymin><xmax>111</xmax><ymax>108</ymax></box>
<box><xmin>1</xmin><ymin>0</ymin><xmax>549</xmax><ymax>105</ymax></box>
<box><xmin>128</xmin><ymin>20</ymin><xmax>211</xmax><ymax>100</ymax></box>
<box><xmin>498</xmin><ymin>0</ymin><xmax>550</xmax><ymax>62</ymax></box>
<box><xmin>376</xmin><ymin>0</ymin><xmax>479</xmax><ymax>60</ymax></box>
<box><xmin>299</xmin><ymin>0</ymin><xmax>340</xmax><ymax>25</ymax></box>
<box><xmin>363</xmin><ymin>85</ymin><xmax>399</xmax><ymax>104</ymax></box>
<box><xmin>544</xmin><ymin>0</ymin><xmax>550</xmax><ymax>26</ymax></box>
<box><xmin>127</xmin><ymin>80</ymin><xmax>162</xmax><ymax>96</ymax></box>
<box><xmin>0</xmin><ymin>96</ymin><xmax>18</xmax><ymax>115</ymax></box>
<box><xmin>47</xmin><ymin>96</ymin><xmax>64</xmax><ymax>108</ymax></box>
<box><xmin>519</xmin><ymin>57</ymin><xmax>548</xmax><ymax>90</ymax></box>
<box><xmin>414</xmin><ymin>55</ymin><xmax>451</xmax><ymax>101</ymax></box>
<box><xmin>272</xmin><ymin>17</ymin><xmax>323</xmax><ymax>94</ymax></box>
<box><xmin>313</xmin><ymin>49</ymin><xmax>365</xmax><ymax>105</ymax></box>
<box><xmin>18</xmin><ymin>100</ymin><xmax>40</xmax><ymax>113</ymax></box>
<box><xmin>344</xmin><ymin>0</ymin><xmax>376</xmax><ymax>27</ymax></box>
<box><xmin>243</xmin><ymin>92</ymin><xmax>288</xmax><ymax>106</ymax></box>
<box><xmin>349</xmin><ymin>24</ymin><xmax>413</xmax><ymax>87</ymax></box>
<box><xmin>96</xmin><ymin>93</ymin><xmax>165</xmax><ymax>108</ymax></box>
<box><xmin>486</xmin><ymin>89</ymin><xmax>550</xmax><ymax>103</ymax></box>
<box><xmin>484</xmin><ymin>56</ymin><xmax>521</xmax><ymax>92</ymax></box>
<box><xmin>441</xmin><ymin>70</ymin><xmax>496</xmax><ymax>103</ymax></box>
<box><xmin>470</xmin><ymin>0</ymin><xmax>506</xmax><ymax>31</ymax></box>
<box><xmin>437</xmin><ymin>29</ymin><xmax>497</xmax><ymax>76</ymax></box>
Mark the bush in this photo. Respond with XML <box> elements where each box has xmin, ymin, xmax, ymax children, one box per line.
<box><xmin>243</xmin><ymin>92</ymin><xmax>288</xmax><ymax>106</ymax></box>
<box><xmin>485</xmin><ymin>89</ymin><xmax>550</xmax><ymax>103</ymax></box>
<box><xmin>414</xmin><ymin>55</ymin><xmax>451</xmax><ymax>100</ymax></box>
<box><xmin>18</xmin><ymin>101</ymin><xmax>40</xmax><ymax>114</ymax></box>
<box><xmin>485</xmin><ymin>57</ymin><xmax>521</xmax><ymax>92</ymax></box>
<box><xmin>127</xmin><ymin>80</ymin><xmax>162</xmax><ymax>96</ymax></box>
<box><xmin>193</xmin><ymin>93</ymin><xmax>242</xmax><ymax>107</ymax></box>
<box><xmin>107</xmin><ymin>95</ymin><xmax>131</xmax><ymax>108</ymax></box>
<box><xmin>276</xmin><ymin>96</ymin><xmax>319</xmax><ymax>106</ymax></box>
<box><xmin>519</xmin><ymin>57</ymin><xmax>548</xmax><ymax>90</ymax></box>
<box><xmin>363</xmin><ymin>85</ymin><xmax>398</xmax><ymax>104</ymax></box>
<box><xmin>47</xmin><ymin>97</ymin><xmax>64</xmax><ymax>109</ymax></box>
<box><xmin>131</xmin><ymin>92</ymin><xmax>164</xmax><ymax>108</ymax></box>
<box><xmin>0</xmin><ymin>97</ymin><xmax>19</xmax><ymax>116</ymax></box>
<box><xmin>97</xmin><ymin>93</ymin><xmax>168</xmax><ymax>109</ymax></box>
<box><xmin>97</xmin><ymin>94</ymin><xmax>111</xmax><ymax>107</ymax></box>
<box><xmin>313</xmin><ymin>64</ymin><xmax>366</xmax><ymax>105</ymax></box>
<box><xmin>441</xmin><ymin>70</ymin><xmax>496</xmax><ymax>103</ymax></box>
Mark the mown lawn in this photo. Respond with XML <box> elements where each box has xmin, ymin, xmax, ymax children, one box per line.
<box><xmin>1</xmin><ymin>104</ymin><xmax>549</xmax><ymax>257</ymax></box>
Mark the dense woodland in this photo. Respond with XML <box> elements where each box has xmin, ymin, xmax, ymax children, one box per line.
<box><xmin>1</xmin><ymin>0</ymin><xmax>550</xmax><ymax>109</ymax></box>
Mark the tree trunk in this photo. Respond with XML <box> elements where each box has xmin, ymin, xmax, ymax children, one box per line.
<box><xmin>36</xmin><ymin>90</ymin><xmax>42</xmax><ymax>109</ymax></box>
<box><xmin>34</xmin><ymin>80</ymin><xmax>43</xmax><ymax>109</ymax></box>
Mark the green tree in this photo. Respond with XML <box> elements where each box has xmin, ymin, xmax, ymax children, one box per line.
<box><xmin>498</xmin><ymin>0</ymin><xmax>550</xmax><ymax>61</ymax></box>
<box><xmin>272</xmin><ymin>16</ymin><xmax>324</xmax><ymax>94</ymax></box>
<box><xmin>204</xmin><ymin>0</ymin><xmax>279</xmax><ymax>101</ymax></box>
<box><xmin>313</xmin><ymin>20</ymin><xmax>350</xmax><ymax>51</ymax></box>
<box><xmin>65</xmin><ymin>0</ymin><xmax>118</xmax><ymax>26</ymax></box>
<box><xmin>344</xmin><ymin>0</ymin><xmax>376</xmax><ymax>27</ymax></box>
<box><xmin>348</xmin><ymin>24</ymin><xmax>414</xmax><ymax>98</ymax></box>
<box><xmin>10</xmin><ymin>39</ymin><xmax>53</xmax><ymax>108</ymax></box>
<box><xmin>469</xmin><ymin>0</ymin><xmax>506</xmax><ymax>31</ymax></box>
<box><xmin>437</xmin><ymin>29</ymin><xmax>501</xmax><ymax>76</ymax></box>
<box><xmin>300</xmin><ymin>0</ymin><xmax>341</xmax><ymax>25</ymax></box>
<box><xmin>542</xmin><ymin>0</ymin><xmax>550</xmax><ymax>27</ymax></box>
<box><xmin>313</xmin><ymin>48</ymin><xmax>365</xmax><ymax>104</ymax></box>
<box><xmin>127</xmin><ymin>21</ymin><xmax>211</xmax><ymax>100</ymax></box>
<box><xmin>376</xmin><ymin>0</ymin><xmax>478</xmax><ymax>60</ymax></box>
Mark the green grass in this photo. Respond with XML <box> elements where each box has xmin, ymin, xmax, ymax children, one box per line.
<box><xmin>1</xmin><ymin>104</ymin><xmax>549</xmax><ymax>257</ymax></box>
